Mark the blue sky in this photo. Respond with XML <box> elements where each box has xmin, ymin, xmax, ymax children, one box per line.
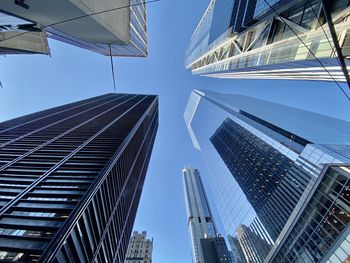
<box><xmin>1</xmin><ymin>0</ymin><xmax>350</xmax><ymax>262</ymax></box>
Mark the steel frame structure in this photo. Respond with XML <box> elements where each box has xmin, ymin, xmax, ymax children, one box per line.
<box><xmin>186</xmin><ymin>0</ymin><xmax>350</xmax><ymax>82</ymax></box>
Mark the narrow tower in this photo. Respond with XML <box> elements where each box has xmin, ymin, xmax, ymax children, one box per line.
<box><xmin>183</xmin><ymin>167</ymin><xmax>217</xmax><ymax>263</ymax></box>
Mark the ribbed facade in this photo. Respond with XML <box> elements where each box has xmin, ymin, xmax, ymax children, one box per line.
<box><xmin>0</xmin><ymin>93</ymin><xmax>158</xmax><ymax>262</ymax></box>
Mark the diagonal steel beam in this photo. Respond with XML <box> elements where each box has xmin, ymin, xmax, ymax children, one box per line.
<box><xmin>275</xmin><ymin>16</ymin><xmax>309</xmax><ymax>33</ymax></box>
<box><xmin>246</xmin><ymin>22</ymin><xmax>272</xmax><ymax>51</ymax></box>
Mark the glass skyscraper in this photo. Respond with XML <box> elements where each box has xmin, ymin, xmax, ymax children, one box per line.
<box><xmin>184</xmin><ymin>89</ymin><xmax>350</xmax><ymax>262</ymax></box>
<box><xmin>0</xmin><ymin>0</ymin><xmax>148</xmax><ymax>56</ymax></box>
<box><xmin>0</xmin><ymin>93</ymin><xmax>158</xmax><ymax>262</ymax></box>
<box><xmin>185</xmin><ymin>0</ymin><xmax>350</xmax><ymax>82</ymax></box>
<box><xmin>183</xmin><ymin>167</ymin><xmax>217</xmax><ymax>263</ymax></box>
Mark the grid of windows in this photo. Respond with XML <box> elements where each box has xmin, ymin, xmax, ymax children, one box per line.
<box><xmin>209</xmin><ymin>117</ymin><xmax>315</xmax><ymax>247</ymax></box>
<box><xmin>0</xmin><ymin>93</ymin><xmax>158</xmax><ymax>262</ymax></box>
<box><xmin>124</xmin><ymin>231</ymin><xmax>153</xmax><ymax>263</ymax></box>
<box><xmin>271</xmin><ymin>165</ymin><xmax>350</xmax><ymax>263</ymax></box>
<box><xmin>200</xmin><ymin>236</ymin><xmax>232</xmax><ymax>263</ymax></box>
<box><xmin>210</xmin><ymin>118</ymin><xmax>294</xmax><ymax>212</ymax></box>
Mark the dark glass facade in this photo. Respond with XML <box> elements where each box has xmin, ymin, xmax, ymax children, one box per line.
<box><xmin>253</xmin><ymin>0</ymin><xmax>292</xmax><ymax>18</ymax></box>
<box><xmin>200</xmin><ymin>236</ymin><xmax>232</xmax><ymax>263</ymax></box>
<box><xmin>210</xmin><ymin>118</ymin><xmax>313</xmax><ymax>240</ymax></box>
<box><xmin>210</xmin><ymin>118</ymin><xmax>294</xmax><ymax>212</ymax></box>
<box><xmin>0</xmin><ymin>93</ymin><xmax>158</xmax><ymax>262</ymax></box>
<box><xmin>230</xmin><ymin>0</ymin><xmax>257</xmax><ymax>33</ymax></box>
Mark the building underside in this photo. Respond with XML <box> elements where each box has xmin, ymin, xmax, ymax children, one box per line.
<box><xmin>186</xmin><ymin>0</ymin><xmax>350</xmax><ymax>82</ymax></box>
<box><xmin>0</xmin><ymin>0</ymin><xmax>147</xmax><ymax>56</ymax></box>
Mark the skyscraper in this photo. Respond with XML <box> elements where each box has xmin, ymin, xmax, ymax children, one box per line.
<box><xmin>0</xmin><ymin>0</ymin><xmax>147</xmax><ymax>56</ymax></box>
<box><xmin>235</xmin><ymin>224</ymin><xmax>271</xmax><ymax>263</ymax></box>
<box><xmin>185</xmin><ymin>0</ymin><xmax>350</xmax><ymax>82</ymax></box>
<box><xmin>200</xmin><ymin>236</ymin><xmax>232</xmax><ymax>263</ymax></box>
<box><xmin>184</xmin><ymin>89</ymin><xmax>350</xmax><ymax>262</ymax></box>
<box><xmin>124</xmin><ymin>231</ymin><xmax>153</xmax><ymax>263</ymax></box>
<box><xmin>0</xmin><ymin>93</ymin><xmax>158</xmax><ymax>262</ymax></box>
<box><xmin>267</xmin><ymin>164</ymin><xmax>350</xmax><ymax>263</ymax></box>
<box><xmin>182</xmin><ymin>167</ymin><xmax>217</xmax><ymax>263</ymax></box>
<box><xmin>228</xmin><ymin>235</ymin><xmax>246</xmax><ymax>263</ymax></box>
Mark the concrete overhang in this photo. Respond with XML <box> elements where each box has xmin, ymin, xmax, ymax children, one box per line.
<box><xmin>0</xmin><ymin>0</ymin><xmax>130</xmax><ymax>44</ymax></box>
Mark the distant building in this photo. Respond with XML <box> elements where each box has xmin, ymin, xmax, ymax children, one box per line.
<box><xmin>184</xmin><ymin>89</ymin><xmax>350</xmax><ymax>262</ymax></box>
<box><xmin>236</xmin><ymin>225</ymin><xmax>271</xmax><ymax>263</ymax></box>
<box><xmin>0</xmin><ymin>0</ymin><xmax>147</xmax><ymax>56</ymax></box>
<box><xmin>228</xmin><ymin>251</ymin><xmax>236</xmax><ymax>263</ymax></box>
<box><xmin>228</xmin><ymin>235</ymin><xmax>246</xmax><ymax>263</ymax></box>
<box><xmin>200</xmin><ymin>236</ymin><xmax>232</xmax><ymax>263</ymax></box>
<box><xmin>185</xmin><ymin>0</ymin><xmax>350</xmax><ymax>82</ymax></box>
<box><xmin>125</xmin><ymin>231</ymin><xmax>153</xmax><ymax>263</ymax></box>
<box><xmin>183</xmin><ymin>167</ymin><xmax>217</xmax><ymax>263</ymax></box>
